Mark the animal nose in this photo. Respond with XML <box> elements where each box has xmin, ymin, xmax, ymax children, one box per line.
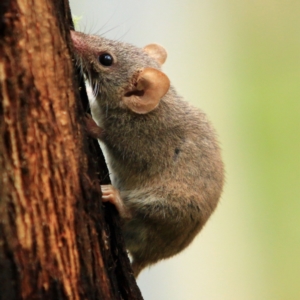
<box><xmin>70</xmin><ymin>30</ymin><xmax>85</xmax><ymax>53</ymax></box>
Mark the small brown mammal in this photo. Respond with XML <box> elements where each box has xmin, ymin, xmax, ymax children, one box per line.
<box><xmin>71</xmin><ymin>31</ymin><xmax>224</xmax><ymax>278</ymax></box>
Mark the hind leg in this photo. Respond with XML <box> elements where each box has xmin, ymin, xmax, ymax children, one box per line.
<box><xmin>101</xmin><ymin>185</ymin><xmax>131</xmax><ymax>219</ymax></box>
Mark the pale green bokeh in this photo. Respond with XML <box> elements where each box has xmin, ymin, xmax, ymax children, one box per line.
<box><xmin>72</xmin><ymin>15</ymin><xmax>82</xmax><ymax>29</ymax></box>
<box><xmin>229</xmin><ymin>2</ymin><xmax>300</xmax><ymax>299</ymax></box>
<box><xmin>70</xmin><ymin>0</ymin><xmax>300</xmax><ymax>299</ymax></box>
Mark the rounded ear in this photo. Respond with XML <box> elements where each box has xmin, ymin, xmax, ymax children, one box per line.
<box><xmin>123</xmin><ymin>68</ymin><xmax>170</xmax><ymax>114</ymax></box>
<box><xmin>143</xmin><ymin>44</ymin><xmax>167</xmax><ymax>65</ymax></box>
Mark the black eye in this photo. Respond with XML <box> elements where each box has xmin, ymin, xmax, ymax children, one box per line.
<box><xmin>98</xmin><ymin>53</ymin><xmax>113</xmax><ymax>66</ymax></box>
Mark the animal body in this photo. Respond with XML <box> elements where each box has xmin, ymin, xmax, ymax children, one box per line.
<box><xmin>71</xmin><ymin>30</ymin><xmax>224</xmax><ymax>277</ymax></box>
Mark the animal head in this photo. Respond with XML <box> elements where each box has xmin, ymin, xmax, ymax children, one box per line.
<box><xmin>71</xmin><ymin>31</ymin><xmax>170</xmax><ymax>114</ymax></box>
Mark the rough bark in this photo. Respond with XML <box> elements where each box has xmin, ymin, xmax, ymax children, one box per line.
<box><xmin>0</xmin><ymin>0</ymin><xmax>143</xmax><ymax>299</ymax></box>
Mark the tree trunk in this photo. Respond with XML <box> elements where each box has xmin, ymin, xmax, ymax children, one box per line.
<box><xmin>0</xmin><ymin>0</ymin><xmax>143</xmax><ymax>299</ymax></box>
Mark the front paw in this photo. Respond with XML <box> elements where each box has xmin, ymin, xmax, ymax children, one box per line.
<box><xmin>84</xmin><ymin>113</ymin><xmax>103</xmax><ymax>139</ymax></box>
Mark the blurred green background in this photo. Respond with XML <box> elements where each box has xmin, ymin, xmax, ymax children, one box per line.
<box><xmin>70</xmin><ymin>0</ymin><xmax>300</xmax><ymax>299</ymax></box>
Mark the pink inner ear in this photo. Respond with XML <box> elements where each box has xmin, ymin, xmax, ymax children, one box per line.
<box><xmin>124</xmin><ymin>90</ymin><xmax>145</xmax><ymax>97</ymax></box>
<box><xmin>122</xmin><ymin>67</ymin><xmax>170</xmax><ymax>114</ymax></box>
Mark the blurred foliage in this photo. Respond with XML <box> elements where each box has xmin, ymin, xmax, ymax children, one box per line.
<box><xmin>72</xmin><ymin>15</ymin><xmax>82</xmax><ymax>29</ymax></box>
<box><xmin>231</xmin><ymin>1</ymin><xmax>300</xmax><ymax>299</ymax></box>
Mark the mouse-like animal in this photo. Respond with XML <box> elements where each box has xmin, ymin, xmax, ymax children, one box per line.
<box><xmin>71</xmin><ymin>30</ymin><xmax>224</xmax><ymax>278</ymax></box>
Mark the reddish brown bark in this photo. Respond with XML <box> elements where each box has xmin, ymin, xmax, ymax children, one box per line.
<box><xmin>0</xmin><ymin>0</ymin><xmax>143</xmax><ymax>299</ymax></box>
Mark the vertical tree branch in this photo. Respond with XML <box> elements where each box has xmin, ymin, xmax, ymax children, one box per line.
<box><xmin>0</xmin><ymin>0</ymin><xmax>143</xmax><ymax>299</ymax></box>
